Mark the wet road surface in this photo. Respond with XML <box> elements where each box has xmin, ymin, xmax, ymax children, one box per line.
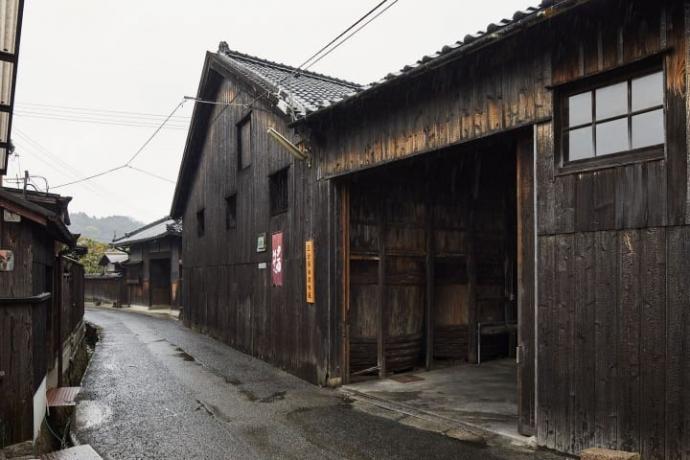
<box><xmin>76</xmin><ymin>307</ymin><xmax>567</xmax><ymax>459</ymax></box>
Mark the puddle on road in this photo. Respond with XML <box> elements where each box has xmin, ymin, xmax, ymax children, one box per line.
<box><xmin>75</xmin><ymin>400</ymin><xmax>112</xmax><ymax>431</ymax></box>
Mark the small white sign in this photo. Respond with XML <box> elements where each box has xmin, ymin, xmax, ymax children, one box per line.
<box><xmin>0</xmin><ymin>250</ymin><xmax>14</xmax><ymax>271</ymax></box>
<box><xmin>3</xmin><ymin>210</ymin><xmax>20</xmax><ymax>223</ymax></box>
<box><xmin>258</xmin><ymin>262</ymin><xmax>267</xmax><ymax>270</ymax></box>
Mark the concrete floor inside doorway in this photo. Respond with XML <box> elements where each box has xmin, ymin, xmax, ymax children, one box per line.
<box><xmin>341</xmin><ymin>359</ymin><xmax>530</xmax><ymax>447</ymax></box>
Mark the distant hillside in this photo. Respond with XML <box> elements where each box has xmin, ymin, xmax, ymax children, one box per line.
<box><xmin>69</xmin><ymin>212</ymin><xmax>144</xmax><ymax>243</ymax></box>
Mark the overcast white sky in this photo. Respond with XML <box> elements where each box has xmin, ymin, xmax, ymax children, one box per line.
<box><xmin>5</xmin><ymin>0</ymin><xmax>532</xmax><ymax>223</ymax></box>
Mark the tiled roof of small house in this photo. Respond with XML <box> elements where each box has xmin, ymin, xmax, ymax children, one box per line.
<box><xmin>112</xmin><ymin>217</ymin><xmax>181</xmax><ymax>246</ymax></box>
<box><xmin>100</xmin><ymin>252</ymin><xmax>128</xmax><ymax>265</ymax></box>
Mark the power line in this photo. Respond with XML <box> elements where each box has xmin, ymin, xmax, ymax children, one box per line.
<box><xmin>244</xmin><ymin>0</ymin><xmax>399</xmax><ymax>112</ymax></box>
<box><xmin>303</xmin><ymin>0</ymin><xmax>401</xmax><ymax>72</ymax></box>
<box><xmin>16</xmin><ymin>102</ymin><xmax>191</xmax><ymax>120</ymax></box>
<box><xmin>51</xmin><ymin>99</ymin><xmax>187</xmax><ymax>189</ymax></box>
<box><xmin>125</xmin><ymin>100</ymin><xmax>186</xmax><ymax>164</ymax></box>
<box><xmin>15</xmin><ymin>111</ymin><xmax>188</xmax><ymax>130</ymax></box>
<box><xmin>126</xmin><ymin>165</ymin><xmax>175</xmax><ymax>184</ymax></box>
<box><xmin>51</xmin><ymin>164</ymin><xmax>127</xmax><ymax>189</ymax></box>
<box><xmin>10</xmin><ymin>130</ymin><xmax>153</xmax><ymax>213</ymax></box>
<box><xmin>14</xmin><ymin>129</ymin><xmax>107</xmax><ymax>195</ymax></box>
<box><xmin>46</xmin><ymin>2</ymin><xmax>400</xmax><ymax>190</ymax></box>
<box><xmin>296</xmin><ymin>0</ymin><xmax>388</xmax><ymax>70</ymax></box>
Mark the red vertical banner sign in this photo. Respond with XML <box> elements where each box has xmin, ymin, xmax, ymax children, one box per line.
<box><xmin>271</xmin><ymin>231</ymin><xmax>283</xmax><ymax>287</ymax></box>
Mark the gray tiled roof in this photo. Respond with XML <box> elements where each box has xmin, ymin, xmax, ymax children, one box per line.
<box><xmin>113</xmin><ymin>217</ymin><xmax>181</xmax><ymax>246</ymax></box>
<box><xmin>101</xmin><ymin>252</ymin><xmax>128</xmax><ymax>265</ymax></box>
<box><xmin>217</xmin><ymin>43</ymin><xmax>362</xmax><ymax>118</ymax></box>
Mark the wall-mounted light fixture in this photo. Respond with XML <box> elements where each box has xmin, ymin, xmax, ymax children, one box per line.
<box><xmin>267</xmin><ymin>128</ymin><xmax>311</xmax><ymax>167</ymax></box>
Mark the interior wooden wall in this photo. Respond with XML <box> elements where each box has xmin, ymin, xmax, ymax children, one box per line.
<box><xmin>346</xmin><ymin>138</ymin><xmax>517</xmax><ymax>376</ymax></box>
<box><xmin>180</xmin><ymin>73</ymin><xmax>335</xmax><ymax>384</ymax></box>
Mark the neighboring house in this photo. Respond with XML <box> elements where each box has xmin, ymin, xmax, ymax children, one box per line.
<box><xmin>173</xmin><ymin>0</ymin><xmax>690</xmax><ymax>457</ymax></box>
<box><xmin>0</xmin><ymin>187</ymin><xmax>84</xmax><ymax>446</ymax></box>
<box><xmin>84</xmin><ymin>251</ymin><xmax>129</xmax><ymax>306</ymax></box>
<box><xmin>113</xmin><ymin>217</ymin><xmax>181</xmax><ymax>309</ymax></box>
<box><xmin>98</xmin><ymin>250</ymin><xmax>127</xmax><ymax>275</ymax></box>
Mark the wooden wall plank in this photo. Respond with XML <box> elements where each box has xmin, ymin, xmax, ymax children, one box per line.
<box><xmin>639</xmin><ymin>228</ymin><xmax>666</xmax><ymax>460</ymax></box>
<box><xmin>594</xmin><ymin>231</ymin><xmax>618</xmax><ymax>449</ymax></box>
<box><xmin>616</xmin><ymin>230</ymin><xmax>641</xmax><ymax>453</ymax></box>
<box><xmin>665</xmin><ymin>226</ymin><xmax>690</xmax><ymax>459</ymax></box>
<box><xmin>572</xmin><ymin>232</ymin><xmax>596</xmax><ymax>452</ymax></box>
<box><xmin>554</xmin><ymin>234</ymin><xmax>575</xmax><ymax>452</ymax></box>
<box><xmin>537</xmin><ymin>235</ymin><xmax>556</xmax><ymax>448</ymax></box>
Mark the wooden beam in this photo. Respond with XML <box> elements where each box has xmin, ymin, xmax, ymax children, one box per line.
<box><xmin>424</xmin><ymin>160</ymin><xmax>435</xmax><ymax>370</ymax></box>
<box><xmin>340</xmin><ymin>182</ymin><xmax>351</xmax><ymax>384</ymax></box>
<box><xmin>466</xmin><ymin>154</ymin><xmax>481</xmax><ymax>364</ymax></box>
<box><xmin>517</xmin><ymin>131</ymin><xmax>536</xmax><ymax>435</ymax></box>
<box><xmin>378</xmin><ymin>207</ymin><xmax>387</xmax><ymax>378</ymax></box>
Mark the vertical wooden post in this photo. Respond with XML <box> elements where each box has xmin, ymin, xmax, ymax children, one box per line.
<box><xmin>517</xmin><ymin>131</ymin><xmax>536</xmax><ymax>435</ymax></box>
<box><xmin>466</xmin><ymin>154</ymin><xmax>482</xmax><ymax>364</ymax></box>
<box><xmin>425</xmin><ymin>161</ymin><xmax>435</xmax><ymax>370</ymax></box>
<box><xmin>340</xmin><ymin>182</ymin><xmax>351</xmax><ymax>384</ymax></box>
<box><xmin>378</xmin><ymin>208</ymin><xmax>387</xmax><ymax>378</ymax></box>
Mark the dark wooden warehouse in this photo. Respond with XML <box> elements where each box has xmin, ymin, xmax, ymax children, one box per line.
<box><xmin>112</xmin><ymin>217</ymin><xmax>182</xmax><ymax>309</ymax></box>
<box><xmin>173</xmin><ymin>0</ymin><xmax>690</xmax><ymax>457</ymax></box>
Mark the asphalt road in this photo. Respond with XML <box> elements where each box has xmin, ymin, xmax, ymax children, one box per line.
<box><xmin>76</xmin><ymin>307</ymin><xmax>566</xmax><ymax>459</ymax></box>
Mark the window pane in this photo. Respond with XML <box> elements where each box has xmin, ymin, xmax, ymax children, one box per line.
<box><xmin>568</xmin><ymin>126</ymin><xmax>594</xmax><ymax>161</ymax></box>
<box><xmin>239</xmin><ymin>119</ymin><xmax>251</xmax><ymax>168</ymax></box>
<box><xmin>596</xmin><ymin>82</ymin><xmax>627</xmax><ymax>120</ymax></box>
<box><xmin>596</xmin><ymin>118</ymin><xmax>629</xmax><ymax>155</ymax></box>
<box><xmin>568</xmin><ymin>92</ymin><xmax>592</xmax><ymax>127</ymax></box>
<box><xmin>632</xmin><ymin>71</ymin><xmax>663</xmax><ymax>112</ymax></box>
<box><xmin>632</xmin><ymin>109</ymin><xmax>664</xmax><ymax>149</ymax></box>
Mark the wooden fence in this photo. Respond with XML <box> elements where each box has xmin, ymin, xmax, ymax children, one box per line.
<box><xmin>84</xmin><ymin>274</ymin><xmax>126</xmax><ymax>306</ymax></box>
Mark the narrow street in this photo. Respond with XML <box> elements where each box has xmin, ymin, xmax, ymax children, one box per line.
<box><xmin>75</xmin><ymin>308</ymin><xmax>565</xmax><ymax>460</ymax></box>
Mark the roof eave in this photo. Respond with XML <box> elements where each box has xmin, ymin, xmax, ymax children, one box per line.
<box><xmin>295</xmin><ymin>0</ymin><xmax>588</xmax><ymax>125</ymax></box>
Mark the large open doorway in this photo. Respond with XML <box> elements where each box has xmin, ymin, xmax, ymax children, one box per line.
<box><xmin>340</xmin><ymin>129</ymin><xmax>535</xmax><ymax>438</ymax></box>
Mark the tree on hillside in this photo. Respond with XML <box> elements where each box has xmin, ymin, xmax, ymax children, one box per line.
<box><xmin>78</xmin><ymin>236</ymin><xmax>110</xmax><ymax>274</ymax></box>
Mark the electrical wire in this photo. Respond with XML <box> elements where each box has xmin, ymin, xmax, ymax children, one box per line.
<box><xmin>42</xmin><ymin>2</ymin><xmax>400</xmax><ymax>190</ymax></box>
<box><xmin>303</xmin><ymin>0</ymin><xmax>401</xmax><ymax>72</ymax></box>
<box><xmin>243</xmin><ymin>0</ymin><xmax>399</xmax><ymax>112</ymax></box>
<box><xmin>13</xmin><ymin>129</ymin><xmax>106</xmax><ymax>195</ymax></box>
<box><xmin>16</xmin><ymin>101</ymin><xmax>191</xmax><ymax>120</ymax></box>
<box><xmin>126</xmin><ymin>165</ymin><xmax>176</xmax><ymax>184</ymax></box>
<box><xmin>51</xmin><ymin>99</ymin><xmax>187</xmax><ymax>189</ymax></box>
<box><xmin>15</xmin><ymin>111</ymin><xmax>188</xmax><ymax>130</ymax></box>
<box><xmin>296</xmin><ymin>0</ymin><xmax>388</xmax><ymax>70</ymax></box>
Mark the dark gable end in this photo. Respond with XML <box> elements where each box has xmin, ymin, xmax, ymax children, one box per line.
<box><xmin>170</xmin><ymin>44</ymin><xmax>360</xmax><ymax>219</ymax></box>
